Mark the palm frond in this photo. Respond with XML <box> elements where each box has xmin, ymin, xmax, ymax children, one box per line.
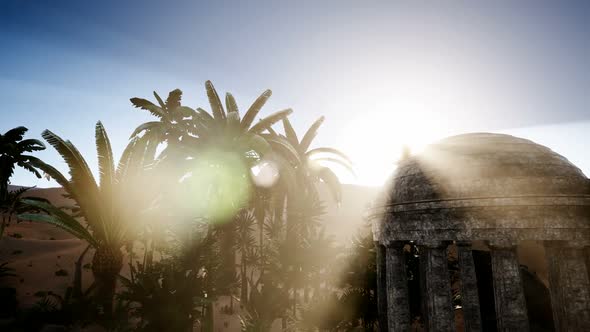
<box><xmin>41</xmin><ymin>130</ymin><xmax>101</xmax><ymax>230</ymax></box>
<box><xmin>311</xmin><ymin>157</ymin><xmax>355</xmax><ymax>175</ymax></box>
<box><xmin>226</xmin><ymin>92</ymin><xmax>239</xmax><ymax>116</ymax></box>
<box><xmin>24</xmin><ymin>156</ymin><xmax>71</xmax><ymax>193</ymax></box>
<box><xmin>205</xmin><ymin>81</ymin><xmax>226</xmax><ymax>120</ymax></box>
<box><xmin>282</xmin><ymin>118</ymin><xmax>299</xmax><ymax>146</ymax></box>
<box><xmin>241</xmin><ymin>89</ymin><xmax>272</xmax><ymax>130</ymax></box>
<box><xmin>261</xmin><ymin>134</ymin><xmax>300</xmax><ymax>165</ymax></box>
<box><xmin>249</xmin><ymin>109</ymin><xmax>293</xmax><ymax>134</ymax></box>
<box><xmin>17</xmin><ymin>139</ymin><xmax>45</xmax><ymax>152</ymax></box>
<box><xmin>153</xmin><ymin>91</ymin><xmax>166</xmax><ymax>108</ymax></box>
<box><xmin>129</xmin><ymin>121</ymin><xmax>164</xmax><ymax>139</ymax></box>
<box><xmin>241</xmin><ymin>133</ymin><xmax>271</xmax><ymax>157</ymax></box>
<box><xmin>130</xmin><ymin>98</ymin><xmax>165</xmax><ymax>119</ymax></box>
<box><xmin>165</xmin><ymin>89</ymin><xmax>183</xmax><ymax>109</ymax></box>
<box><xmin>300</xmin><ymin>116</ymin><xmax>325</xmax><ymax>152</ymax></box>
<box><xmin>306</xmin><ymin>147</ymin><xmax>352</xmax><ymax>165</ymax></box>
<box><xmin>3</xmin><ymin>126</ymin><xmax>28</xmax><ymax>142</ymax></box>
<box><xmin>16</xmin><ymin>160</ymin><xmax>42</xmax><ymax>178</ymax></box>
<box><xmin>19</xmin><ymin>200</ymin><xmax>97</xmax><ymax>246</ymax></box>
<box><xmin>95</xmin><ymin>122</ymin><xmax>115</xmax><ymax>195</ymax></box>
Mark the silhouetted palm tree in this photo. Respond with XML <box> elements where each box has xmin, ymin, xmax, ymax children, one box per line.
<box><xmin>0</xmin><ymin>126</ymin><xmax>45</xmax><ymax>202</ymax></box>
<box><xmin>281</xmin><ymin>117</ymin><xmax>352</xmax><ymax>203</ymax></box>
<box><xmin>19</xmin><ymin>121</ymin><xmax>156</xmax><ymax>317</ymax></box>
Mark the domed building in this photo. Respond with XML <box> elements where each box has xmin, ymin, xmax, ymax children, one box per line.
<box><xmin>371</xmin><ymin>133</ymin><xmax>590</xmax><ymax>331</ymax></box>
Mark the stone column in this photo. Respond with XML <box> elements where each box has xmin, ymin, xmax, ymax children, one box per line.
<box><xmin>419</xmin><ymin>241</ymin><xmax>455</xmax><ymax>331</ymax></box>
<box><xmin>457</xmin><ymin>241</ymin><xmax>482</xmax><ymax>332</ymax></box>
<box><xmin>488</xmin><ymin>240</ymin><xmax>529</xmax><ymax>331</ymax></box>
<box><xmin>385</xmin><ymin>241</ymin><xmax>411</xmax><ymax>331</ymax></box>
<box><xmin>545</xmin><ymin>241</ymin><xmax>590</xmax><ymax>332</ymax></box>
<box><xmin>375</xmin><ymin>242</ymin><xmax>388</xmax><ymax>331</ymax></box>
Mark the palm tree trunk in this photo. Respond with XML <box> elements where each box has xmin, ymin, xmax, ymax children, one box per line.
<box><xmin>203</xmin><ymin>302</ymin><xmax>215</xmax><ymax>332</ymax></box>
<box><xmin>91</xmin><ymin>247</ymin><xmax>123</xmax><ymax>319</ymax></box>
<box><xmin>73</xmin><ymin>245</ymin><xmax>91</xmax><ymax>298</ymax></box>
<box><xmin>241</xmin><ymin>262</ymin><xmax>248</xmax><ymax>304</ymax></box>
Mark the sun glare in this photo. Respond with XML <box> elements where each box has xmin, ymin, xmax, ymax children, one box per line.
<box><xmin>336</xmin><ymin>105</ymin><xmax>449</xmax><ymax>187</ymax></box>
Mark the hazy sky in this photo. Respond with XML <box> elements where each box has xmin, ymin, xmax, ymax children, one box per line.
<box><xmin>2</xmin><ymin>0</ymin><xmax>589</xmax><ymax>186</ymax></box>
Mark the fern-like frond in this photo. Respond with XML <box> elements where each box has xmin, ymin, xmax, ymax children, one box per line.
<box><xmin>205</xmin><ymin>81</ymin><xmax>226</xmax><ymax>120</ymax></box>
<box><xmin>282</xmin><ymin>118</ymin><xmax>299</xmax><ymax>147</ymax></box>
<box><xmin>249</xmin><ymin>109</ymin><xmax>293</xmax><ymax>134</ymax></box>
<box><xmin>241</xmin><ymin>89</ymin><xmax>272</xmax><ymax>130</ymax></box>
<box><xmin>95</xmin><ymin>121</ymin><xmax>115</xmax><ymax>195</ymax></box>
<box><xmin>306</xmin><ymin>147</ymin><xmax>352</xmax><ymax>165</ymax></box>
<box><xmin>300</xmin><ymin>116</ymin><xmax>325</xmax><ymax>152</ymax></box>
<box><xmin>130</xmin><ymin>98</ymin><xmax>165</xmax><ymax>119</ymax></box>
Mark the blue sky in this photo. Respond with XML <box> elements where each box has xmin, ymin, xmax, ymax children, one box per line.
<box><xmin>1</xmin><ymin>0</ymin><xmax>589</xmax><ymax>186</ymax></box>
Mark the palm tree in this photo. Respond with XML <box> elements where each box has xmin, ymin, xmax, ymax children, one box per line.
<box><xmin>19</xmin><ymin>121</ymin><xmax>156</xmax><ymax>316</ymax></box>
<box><xmin>0</xmin><ymin>186</ymin><xmax>49</xmax><ymax>238</ymax></box>
<box><xmin>129</xmin><ymin>88</ymin><xmax>198</xmax><ymax>164</ymax></box>
<box><xmin>0</xmin><ymin>126</ymin><xmax>45</xmax><ymax>202</ymax></box>
<box><xmin>179</xmin><ymin>81</ymin><xmax>296</xmax><ymax>284</ymax></box>
<box><xmin>280</xmin><ymin>117</ymin><xmax>352</xmax><ymax>203</ymax></box>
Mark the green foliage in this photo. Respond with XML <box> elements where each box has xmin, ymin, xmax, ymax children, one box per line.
<box><xmin>7</xmin><ymin>80</ymin><xmax>357</xmax><ymax>331</ymax></box>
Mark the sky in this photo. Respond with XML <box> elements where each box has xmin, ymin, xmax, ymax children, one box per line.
<box><xmin>1</xmin><ymin>0</ymin><xmax>589</xmax><ymax>187</ymax></box>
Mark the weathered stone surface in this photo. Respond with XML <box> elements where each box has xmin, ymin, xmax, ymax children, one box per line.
<box><xmin>373</xmin><ymin>133</ymin><xmax>590</xmax><ymax>332</ymax></box>
<box><xmin>457</xmin><ymin>242</ymin><xmax>482</xmax><ymax>332</ymax></box>
<box><xmin>545</xmin><ymin>242</ymin><xmax>590</xmax><ymax>332</ymax></box>
<box><xmin>489</xmin><ymin>242</ymin><xmax>530</xmax><ymax>331</ymax></box>
<box><xmin>419</xmin><ymin>241</ymin><xmax>455</xmax><ymax>331</ymax></box>
<box><xmin>375</xmin><ymin>243</ymin><xmax>388</xmax><ymax>331</ymax></box>
<box><xmin>387</xmin><ymin>133</ymin><xmax>588</xmax><ymax>205</ymax></box>
<box><xmin>385</xmin><ymin>242</ymin><xmax>411</xmax><ymax>331</ymax></box>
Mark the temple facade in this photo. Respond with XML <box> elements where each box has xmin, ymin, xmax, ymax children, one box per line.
<box><xmin>371</xmin><ymin>133</ymin><xmax>590</xmax><ymax>331</ymax></box>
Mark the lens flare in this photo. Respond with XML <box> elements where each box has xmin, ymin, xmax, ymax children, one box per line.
<box><xmin>250</xmin><ymin>160</ymin><xmax>279</xmax><ymax>188</ymax></box>
<box><xmin>177</xmin><ymin>149</ymin><xmax>252</xmax><ymax>223</ymax></box>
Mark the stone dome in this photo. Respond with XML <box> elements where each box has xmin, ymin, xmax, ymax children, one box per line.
<box><xmin>388</xmin><ymin>133</ymin><xmax>589</xmax><ymax>204</ymax></box>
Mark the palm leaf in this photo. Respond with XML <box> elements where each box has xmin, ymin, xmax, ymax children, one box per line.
<box><xmin>282</xmin><ymin>118</ymin><xmax>299</xmax><ymax>147</ymax></box>
<box><xmin>241</xmin><ymin>133</ymin><xmax>271</xmax><ymax>156</ymax></box>
<box><xmin>226</xmin><ymin>92</ymin><xmax>239</xmax><ymax>116</ymax></box>
<box><xmin>261</xmin><ymin>134</ymin><xmax>300</xmax><ymax>164</ymax></box>
<box><xmin>241</xmin><ymin>89</ymin><xmax>272</xmax><ymax>130</ymax></box>
<box><xmin>3</xmin><ymin>126</ymin><xmax>28</xmax><ymax>142</ymax></box>
<box><xmin>305</xmin><ymin>147</ymin><xmax>352</xmax><ymax>164</ymax></box>
<box><xmin>95</xmin><ymin>122</ymin><xmax>115</xmax><ymax>195</ymax></box>
<box><xmin>311</xmin><ymin>157</ymin><xmax>355</xmax><ymax>175</ymax></box>
<box><xmin>25</xmin><ymin>156</ymin><xmax>71</xmax><ymax>193</ymax></box>
<box><xmin>116</xmin><ymin>137</ymin><xmax>139</xmax><ymax>180</ymax></box>
<box><xmin>249</xmin><ymin>109</ymin><xmax>293</xmax><ymax>134</ymax></box>
<box><xmin>16</xmin><ymin>160</ymin><xmax>42</xmax><ymax>178</ymax></box>
<box><xmin>17</xmin><ymin>139</ymin><xmax>45</xmax><ymax>152</ymax></box>
<box><xmin>153</xmin><ymin>91</ymin><xmax>166</xmax><ymax>109</ymax></box>
<box><xmin>205</xmin><ymin>80</ymin><xmax>226</xmax><ymax>120</ymax></box>
<box><xmin>19</xmin><ymin>199</ymin><xmax>97</xmax><ymax>246</ymax></box>
<box><xmin>129</xmin><ymin>121</ymin><xmax>164</xmax><ymax>139</ymax></box>
<box><xmin>18</xmin><ymin>212</ymin><xmax>97</xmax><ymax>247</ymax></box>
<box><xmin>130</xmin><ymin>98</ymin><xmax>165</xmax><ymax>119</ymax></box>
<box><xmin>300</xmin><ymin>116</ymin><xmax>325</xmax><ymax>152</ymax></box>
<box><xmin>165</xmin><ymin>89</ymin><xmax>183</xmax><ymax>109</ymax></box>
<box><xmin>41</xmin><ymin>130</ymin><xmax>101</xmax><ymax>231</ymax></box>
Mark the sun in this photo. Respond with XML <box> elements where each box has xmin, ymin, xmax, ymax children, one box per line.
<box><xmin>334</xmin><ymin>107</ymin><xmax>449</xmax><ymax>187</ymax></box>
